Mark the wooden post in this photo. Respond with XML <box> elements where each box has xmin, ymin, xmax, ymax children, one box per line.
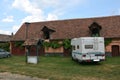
<box><xmin>26</xmin><ymin>46</ymin><xmax>30</xmax><ymax>63</ymax></box>
<box><xmin>36</xmin><ymin>45</ymin><xmax>39</xmax><ymax>63</ymax></box>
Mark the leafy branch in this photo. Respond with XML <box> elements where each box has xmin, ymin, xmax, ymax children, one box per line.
<box><xmin>42</xmin><ymin>39</ymin><xmax>71</xmax><ymax>49</ymax></box>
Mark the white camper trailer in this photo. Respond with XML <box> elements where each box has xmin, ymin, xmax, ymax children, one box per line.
<box><xmin>71</xmin><ymin>37</ymin><xmax>105</xmax><ymax>62</ymax></box>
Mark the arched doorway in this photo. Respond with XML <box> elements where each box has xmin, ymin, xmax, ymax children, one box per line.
<box><xmin>112</xmin><ymin>45</ymin><xmax>120</xmax><ymax>56</ymax></box>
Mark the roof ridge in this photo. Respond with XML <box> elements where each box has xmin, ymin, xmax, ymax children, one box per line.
<box><xmin>24</xmin><ymin>15</ymin><xmax>120</xmax><ymax>24</ymax></box>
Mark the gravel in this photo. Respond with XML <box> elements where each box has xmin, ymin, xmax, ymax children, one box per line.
<box><xmin>0</xmin><ymin>72</ymin><xmax>48</xmax><ymax>80</ymax></box>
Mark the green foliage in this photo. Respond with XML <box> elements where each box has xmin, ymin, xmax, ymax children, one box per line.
<box><xmin>42</xmin><ymin>41</ymin><xmax>62</xmax><ymax>49</ymax></box>
<box><xmin>92</xmin><ymin>33</ymin><xmax>100</xmax><ymax>37</ymax></box>
<box><xmin>14</xmin><ymin>41</ymin><xmax>24</xmax><ymax>48</ymax></box>
<box><xmin>50</xmin><ymin>41</ymin><xmax>62</xmax><ymax>49</ymax></box>
<box><xmin>105</xmin><ymin>38</ymin><xmax>112</xmax><ymax>46</ymax></box>
<box><xmin>62</xmin><ymin>39</ymin><xmax>71</xmax><ymax>49</ymax></box>
<box><xmin>0</xmin><ymin>42</ymin><xmax>10</xmax><ymax>51</ymax></box>
<box><xmin>42</xmin><ymin>39</ymin><xmax>71</xmax><ymax>49</ymax></box>
<box><xmin>42</xmin><ymin>41</ymin><xmax>51</xmax><ymax>49</ymax></box>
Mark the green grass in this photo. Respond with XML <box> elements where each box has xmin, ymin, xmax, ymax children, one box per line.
<box><xmin>0</xmin><ymin>56</ymin><xmax>120</xmax><ymax>80</ymax></box>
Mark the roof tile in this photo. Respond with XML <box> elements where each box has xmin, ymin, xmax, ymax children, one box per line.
<box><xmin>12</xmin><ymin>15</ymin><xmax>120</xmax><ymax>41</ymax></box>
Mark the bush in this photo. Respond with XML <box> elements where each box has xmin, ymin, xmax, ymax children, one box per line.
<box><xmin>0</xmin><ymin>42</ymin><xmax>10</xmax><ymax>51</ymax></box>
<box><xmin>42</xmin><ymin>39</ymin><xmax>71</xmax><ymax>49</ymax></box>
<box><xmin>62</xmin><ymin>39</ymin><xmax>71</xmax><ymax>49</ymax></box>
<box><xmin>105</xmin><ymin>38</ymin><xmax>112</xmax><ymax>46</ymax></box>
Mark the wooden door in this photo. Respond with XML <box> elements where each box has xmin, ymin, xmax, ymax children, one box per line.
<box><xmin>112</xmin><ymin>45</ymin><xmax>120</xmax><ymax>56</ymax></box>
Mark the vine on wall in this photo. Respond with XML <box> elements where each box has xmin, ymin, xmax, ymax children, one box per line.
<box><xmin>105</xmin><ymin>38</ymin><xmax>112</xmax><ymax>46</ymax></box>
<box><xmin>42</xmin><ymin>39</ymin><xmax>71</xmax><ymax>49</ymax></box>
<box><xmin>14</xmin><ymin>41</ymin><xmax>24</xmax><ymax>49</ymax></box>
<box><xmin>62</xmin><ymin>39</ymin><xmax>71</xmax><ymax>49</ymax></box>
<box><xmin>50</xmin><ymin>41</ymin><xmax>62</xmax><ymax>49</ymax></box>
<box><xmin>42</xmin><ymin>38</ymin><xmax>112</xmax><ymax>49</ymax></box>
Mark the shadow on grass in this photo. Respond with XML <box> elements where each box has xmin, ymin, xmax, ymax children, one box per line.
<box><xmin>80</xmin><ymin>62</ymin><xmax>101</xmax><ymax>65</ymax></box>
<box><xmin>72</xmin><ymin>59</ymin><xmax>102</xmax><ymax>66</ymax></box>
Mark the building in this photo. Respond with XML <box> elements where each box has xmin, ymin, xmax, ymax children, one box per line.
<box><xmin>0</xmin><ymin>34</ymin><xmax>11</xmax><ymax>42</ymax></box>
<box><xmin>0</xmin><ymin>34</ymin><xmax>12</xmax><ymax>51</ymax></box>
<box><xmin>11</xmin><ymin>15</ymin><xmax>120</xmax><ymax>56</ymax></box>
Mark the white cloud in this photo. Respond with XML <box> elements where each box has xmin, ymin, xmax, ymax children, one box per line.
<box><xmin>12</xmin><ymin>25</ymin><xmax>20</xmax><ymax>32</ymax></box>
<box><xmin>0</xmin><ymin>25</ymin><xmax>20</xmax><ymax>35</ymax></box>
<box><xmin>46</xmin><ymin>13</ymin><xmax>58</xmax><ymax>21</ymax></box>
<box><xmin>34</xmin><ymin>0</ymin><xmax>60</xmax><ymax>8</ymax></box>
<box><xmin>33</xmin><ymin>0</ymin><xmax>85</xmax><ymax>9</ymax></box>
<box><xmin>0</xmin><ymin>30</ymin><xmax>11</xmax><ymax>35</ymax></box>
<box><xmin>10</xmin><ymin>0</ymin><xmax>86</xmax><ymax>34</ymax></box>
<box><xmin>12</xmin><ymin>0</ymin><xmax>43</xmax><ymax>15</ymax></box>
<box><xmin>21</xmin><ymin>15</ymin><xmax>45</xmax><ymax>23</ymax></box>
<box><xmin>12</xmin><ymin>0</ymin><xmax>86</xmax><ymax>23</ymax></box>
<box><xmin>2</xmin><ymin>16</ymin><xmax>14</xmax><ymax>22</ymax></box>
<box><xmin>12</xmin><ymin>0</ymin><xmax>45</xmax><ymax>22</ymax></box>
<box><xmin>31</xmin><ymin>0</ymin><xmax>86</xmax><ymax>19</ymax></box>
<box><xmin>0</xmin><ymin>0</ymin><xmax>87</xmax><ymax>35</ymax></box>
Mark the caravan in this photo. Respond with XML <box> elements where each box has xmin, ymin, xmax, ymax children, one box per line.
<box><xmin>71</xmin><ymin>37</ymin><xmax>105</xmax><ymax>62</ymax></box>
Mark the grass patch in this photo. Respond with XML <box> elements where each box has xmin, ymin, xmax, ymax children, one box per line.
<box><xmin>0</xmin><ymin>56</ymin><xmax>120</xmax><ymax>80</ymax></box>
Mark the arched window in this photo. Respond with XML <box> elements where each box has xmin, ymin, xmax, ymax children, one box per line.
<box><xmin>89</xmin><ymin>22</ymin><xmax>102</xmax><ymax>37</ymax></box>
<box><xmin>41</xmin><ymin>26</ymin><xmax>55</xmax><ymax>39</ymax></box>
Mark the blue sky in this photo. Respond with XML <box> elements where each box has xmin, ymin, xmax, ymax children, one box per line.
<box><xmin>0</xmin><ymin>0</ymin><xmax>120</xmax><ymax>35</ymax></box>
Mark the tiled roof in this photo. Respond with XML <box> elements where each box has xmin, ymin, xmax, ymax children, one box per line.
<box><xmin>0</xmin><ymin>34</ymin><xmax>11</xmax><ymax>42</ymax></box>
<box><xmin>12</xmin><ymin>15</ymin><xmax>120</xmax><ymax>41</ymax></box>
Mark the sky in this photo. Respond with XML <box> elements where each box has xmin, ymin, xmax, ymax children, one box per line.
<box><xmin>0</xmin><ymin>0</ymin><xmax>120</xmax><ymax>35</ymax></box>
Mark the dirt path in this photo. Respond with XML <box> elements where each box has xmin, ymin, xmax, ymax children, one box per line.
<box><xmin>0</xmin><ymin>72</ymin><xmax>48</xmax><ymax>80</ymax></box>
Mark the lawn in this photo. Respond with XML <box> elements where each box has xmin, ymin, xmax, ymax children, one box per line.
<box><xmin>0</xmin><ymin>56</ymin><xmax>120</xmax><ymax>80</ymax></box>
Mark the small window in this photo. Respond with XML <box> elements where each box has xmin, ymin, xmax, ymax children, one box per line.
<box><xmin>89</xmin><ymin>22</ymin><xmax>102</xmax><ymax>37</ymax></box>
<box><xmin>77</xmin><ymin>45</ymin><xmax>79</xmax><ymax>49</ymax></box>
<box><xmin>85</xmin><ymin>45</ymin><xmax>93</xmax><ymax>49</ymax></box>
<box><xmin>44</xmin><ymin>31</ymin><xmax>50</xmax><ymax>39</ymax></box>
<box><xmin>41</xmin><ymin>26</ymin><xmax>55</xmax><ymax>39</ymax></box>
<box><xmin>72</xmin><ymin>46</ymin><xmax>75</xmax><ymax>50</ymax></box>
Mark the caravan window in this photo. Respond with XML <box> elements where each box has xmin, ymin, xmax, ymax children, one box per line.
<box><xmin>72</xmin><ymin>46</ymin><xmax>76</xmax><ymax>50</ymax></box>
<box><xmin>77</xmin><ymin>45</ymin><xmax>79</xmax><ymax>49</ymax></box>
<box><xmin>85</xmin><ymin>45</ymin><xmax>93</xmax><ymax>49</ymax></box>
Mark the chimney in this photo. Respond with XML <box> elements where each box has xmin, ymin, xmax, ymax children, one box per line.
<box><xmin>25</xmin><ymin>22</ymin><xmax>30</xmax><ymax>39</ymax></box>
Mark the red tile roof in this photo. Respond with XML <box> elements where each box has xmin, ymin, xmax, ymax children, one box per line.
<box><xmin>12</xmin><ymin>15</ymin><xmax>120</xmax><ymax>41</ymax></box>
<box><xmin>0</xmin><ymin>34</ymin><xmax>11</xmax><ymax>42</ymax></box>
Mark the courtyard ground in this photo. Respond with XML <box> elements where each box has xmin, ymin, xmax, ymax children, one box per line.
<box><xmin>0</xmin><ymin>56</ymin><xmax>120</xmax><ymax>80</ymax></box>
<box><xmin>0</xmin><ymin>72</ymin><xmax>48</xmax><ymax>80</ymax></box>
